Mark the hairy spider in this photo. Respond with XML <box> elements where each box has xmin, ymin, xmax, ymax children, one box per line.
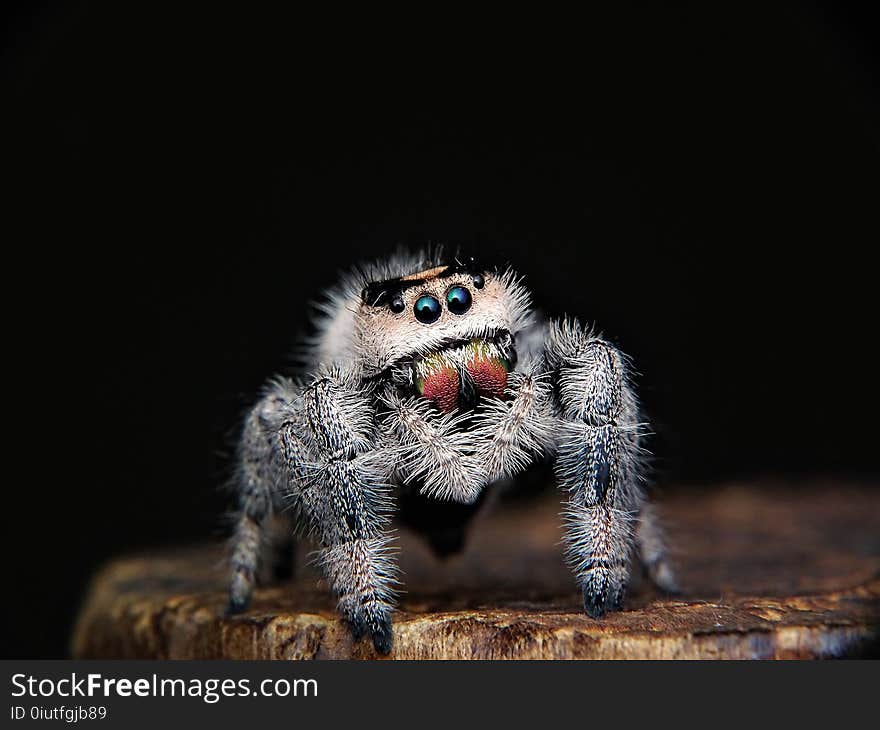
<box><xmin>227</xmin><ymin>250</ymin><xmax>676</xmax><ymax>653</ymax></box>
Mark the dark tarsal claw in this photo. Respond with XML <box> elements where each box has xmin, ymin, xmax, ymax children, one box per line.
<box><xmin>583</xmin><ymin>581</ymin><xmax>628</xmax><ymax>618</ymax></box>
<box><xmin>583</xmin><ymin>588</ymin><xmax>609</xmax><ymax>619</ymax></box>
<box><xmin>349</xmin><ymin>615</ymin><xmax>368</xmax><ymax>641</ymax></box>
<box><xmin>226</xmin><ymin>594</ymin><xmax>250</xmax><ymax>617</ymax></box>
<box><xmin>371</xmin><ymin>619</ymin><xmax>394</xmax><ymax>655</ymax></box>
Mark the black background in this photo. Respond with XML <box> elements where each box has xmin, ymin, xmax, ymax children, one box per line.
<box><xmin>4</xmin><ymin>3</ymin><xmax>878</xmax><ymax>658</ymax></box>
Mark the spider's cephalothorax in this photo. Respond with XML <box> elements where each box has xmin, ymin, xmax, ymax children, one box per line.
<box><xmin>228</xmin><ymin>250</ymin><xmax>677</xmax><ymax>653</ymax></box>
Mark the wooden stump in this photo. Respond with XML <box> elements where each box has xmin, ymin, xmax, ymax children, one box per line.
<box><xmin>72</xmin><ymin>483</ymin><xmax>880</xmax><ymax>659</ymax></box>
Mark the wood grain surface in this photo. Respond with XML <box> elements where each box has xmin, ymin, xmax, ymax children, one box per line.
<box><xmin>72</xmin><ymin>483</ymin><xmax>880</xmax><ymax>659</ymax></box>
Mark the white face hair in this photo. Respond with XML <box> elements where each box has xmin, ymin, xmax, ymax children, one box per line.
<box><xmin>310</xmin><ymin>252</ymin><xmax>533</xmax><ymax>377</ymax></box>
<box><xmin>358</xmin><ymin>268</ymin><xmax>527</xmax><ymax>375</ymax></box>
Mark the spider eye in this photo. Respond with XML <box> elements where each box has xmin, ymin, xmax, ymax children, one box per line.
<box><xmin>446</xmin><ymin>286</ymin><xmax>472</xmax><ymax>315</ymax></box>
<box><xmin>472</xmin><ymin>273</ymin><xmax>485</xmax><ymax>289</ymax></box>
<box><xmin>413</xmin><ymin>295</ymin><xmax>442</xmax><ymax>324</ymax></box>
<box><xmin>389</xmin><ymin>295</ymin><xmax>405</xmax><ymax>314</ymax></box>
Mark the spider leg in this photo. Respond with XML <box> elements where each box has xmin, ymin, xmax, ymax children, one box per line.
<box><xmin>228</xmin><ymin>382</ymin><xmax>300</xmax><ymax>615</ymax></box>
<box><xmin>635</xmin><ymin>501</ymin><xmax>679</xmax><ymax>593</ymax></box>
<box><xmin>545</xmin><ymin>319</ymin><xmax>647</xmax><ymax>618</ymax></box>
<box><xmin>228</xmin><ymin>371</ymin><xmax>398</xmax><ymax>654</ymax></box>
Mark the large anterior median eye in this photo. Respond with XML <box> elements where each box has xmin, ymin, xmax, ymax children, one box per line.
<box><xmin>446</xmin><ymin>286</ymin><xmax>472</xmax><ymax>315</ymax></box>
<box><xmin>414</xmin><ymin>294</ymin><xmax>442</xmax><ymax>324</ymax></box>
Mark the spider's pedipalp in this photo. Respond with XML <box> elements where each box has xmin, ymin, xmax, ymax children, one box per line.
<box><xmin>381</xmin><ymin>392</ymin><xmax>484</xmax><ymax>503</ymax></box>
<box><xmin>471</xmin><ymin>366</ymin><xmax>556</xmax><ymax>482</ymax></box>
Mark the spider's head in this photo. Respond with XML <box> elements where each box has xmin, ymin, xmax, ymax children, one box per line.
<box><xmin>355</xmin><ymin>257</ymin><xmax>532</xmax><ymax>409</ymax></box>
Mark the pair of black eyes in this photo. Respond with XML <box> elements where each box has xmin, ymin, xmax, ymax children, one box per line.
<box><xmin>390</xmin><ymin>278</ymin><xmax>483</xmax><ymax>323</ymax></box>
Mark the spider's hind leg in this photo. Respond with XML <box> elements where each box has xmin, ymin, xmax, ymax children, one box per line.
<box><xmin>635</xmin><ymin>501</ymin><xmax>679</xmax><ymax>594</ymax></box>
<box><xmin>228</xmin><ymin>387</ymin><xmax>297</xmax><ymax>615</ymax></box>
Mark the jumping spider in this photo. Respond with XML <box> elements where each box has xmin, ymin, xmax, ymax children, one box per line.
<box><xmin>227</xmin><ymin>250</ymin><xmax>676</xmax><ymax>653</ymax></box>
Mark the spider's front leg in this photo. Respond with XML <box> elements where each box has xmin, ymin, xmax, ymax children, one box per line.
<box><xmin>301</xmin><ymin>372</ymin><xmax>399</xmax><ymax>653</ymax></box>
<box><xmin>546</xmin><ymin>320</ymin><xmax>646</xmax><ymax>618</ymax></box>
<box><xmin>228</xmin><ymin>370</ymin><xmax>399</xmax><ymax>654</ymax></box>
